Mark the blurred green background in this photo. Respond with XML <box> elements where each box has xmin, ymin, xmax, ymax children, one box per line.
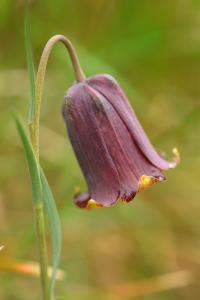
<box><xmin>0</xmin><ymin>0</ymin><xmax>200</xmax><ymax>299</ymax></box>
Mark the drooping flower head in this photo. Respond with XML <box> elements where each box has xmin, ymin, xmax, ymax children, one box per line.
<box><xmin>63</xmin><ymin>74</ymin><xmax>179</xmax><ymax>208</ymax></box>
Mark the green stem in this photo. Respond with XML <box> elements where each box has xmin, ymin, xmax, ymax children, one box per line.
<box><xmin>30</xmin><ymin>34</ymin><xmax>86</xmax><ymax>159</ymax></box>
<box><xmin>29</xmin><ymin>35</ymin><xmax>85</xmax><ymax>300</ymax></box>
<box><xmin>35</xmin><ymin>204</ymin><xmax>49</xmax><ymax>300</ymax></box>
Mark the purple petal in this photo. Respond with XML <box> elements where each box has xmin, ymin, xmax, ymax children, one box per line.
<box><xmin>64</xmin><ymin>82</ymin><xmax>166</xmax><ymax>206</ymax></box>
<box><xmin>88</xmin><ymin>74</ymin><xmax>177</xmax><ymax>170</ymax></box>
<box><xmin>63</xmin><ymin>83</ymin><xmax>120</xmax><ymax>207</ymax></box>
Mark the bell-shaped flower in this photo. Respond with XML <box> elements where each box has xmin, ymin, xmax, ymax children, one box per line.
<box><xmin>63</xmin><ymin>74</ymin><xmax>179</xmax><ymax>208</ymax></box>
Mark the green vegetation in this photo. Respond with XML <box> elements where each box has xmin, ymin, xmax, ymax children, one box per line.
<box><xmin>0</xmin><ymin>1</ymin><xmax>200</xmax><ymax>299</ymax></box>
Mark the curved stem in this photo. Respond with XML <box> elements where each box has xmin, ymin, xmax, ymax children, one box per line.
<box><xmin>30</xmin><ymin>34</ymin><xmax>86</xmax><ymax>158</ymax></box>
<box><xmin>28</xmin><ymin>35</ymin><xmax>85</xmax><ymax>300</ymax></box>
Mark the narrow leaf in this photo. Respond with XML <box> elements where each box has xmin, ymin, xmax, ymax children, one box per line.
<box><xmin>24</xmin><ymin>0</ymin><xmax>35</xmax><ymax>123</ymax></box>
<box><xmin>14</xmin><ymin>115</ymin><xmax>42</xmax><ymax>205</ymax></box>
<box><xmin>40</xmin><ymin>168</ymin><xmax>61</xmax><ymax>299</ymax></box>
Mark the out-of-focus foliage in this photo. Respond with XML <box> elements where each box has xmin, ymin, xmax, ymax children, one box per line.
<box><xmin>0</xmin><ymin>1</ymin><xmax>200</xmax><ymax>299</ymax></box>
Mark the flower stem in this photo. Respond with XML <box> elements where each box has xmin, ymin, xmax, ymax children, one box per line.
<box><xmin>35</xmin><ymin>204</ymin><xmax>49</xmax><ymax>300</ymax></box>
<box><xmin>29</xmin><ymin>35</ymin><xmax>85</xmax><ymax>300</ymax></box>
<box><xmin>30</xmin><ymin>34</ymin><xmax>86</xmax><ymax>159</ymax></box>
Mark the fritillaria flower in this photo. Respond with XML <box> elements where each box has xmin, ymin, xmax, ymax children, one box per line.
<box><xmin>63</xmin><ymin>74</ymin><xmax>179</xmax><ymax>208</ymax></box>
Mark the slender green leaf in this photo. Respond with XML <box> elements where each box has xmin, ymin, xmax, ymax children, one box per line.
<box><xmin>40</xmin><ymin>168</ymin><xmax>61</xmax><ymax>299</ymax></box>
<box><xmin>24</xmin><ymin>3</ymin><xmax>61</xmax><ymax>296</ymax></box>
<box><xmin>15</xmin><ymin>115</ymin><xmax>61</xmax><ymax>297</ymax></box>
<box><xmin>24</xmin><ymin>0</ymin><xmax>35</xmax><ymax>123</ymax></box>
<box><xmin>14</xmin><ymin>115</ymin><xmax>42</xmax><ymax>205</ymax></box>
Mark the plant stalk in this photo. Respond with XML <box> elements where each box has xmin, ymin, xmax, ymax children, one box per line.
<box><xmin>29</xmin><ymin>34</ymin><xmax>85</xmax><ymax>300</ymax></box>
<box><xmin>30</xmin><ymin>34</ymin><xmax>86</xmax><ymax>159</ymax></box>
<box><xmin>35</xmin><ymin>204</ymin><xmax>49</xmax><ymax>300</ymax></box>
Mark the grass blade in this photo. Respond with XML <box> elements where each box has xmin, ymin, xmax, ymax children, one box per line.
<box><xmin>14</xmin><ymin>115</ymin><xmax>42</xmax><ymax>205</ymax></box>
<box><xmin>15</xmin><ymin>115</ymin><xmax>62</xmax><ymax>297</ymax></box>
<box><xmin>40</xmin><ymin>168</ymin><xmax>61</xmax><ymax>299</ymax></box>
<box><xmin>24</xmin><ymin>0</ymin><xmax>35</xmax><ymax>123</ymax></box>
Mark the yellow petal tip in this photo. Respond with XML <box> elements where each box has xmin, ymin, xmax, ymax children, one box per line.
<box><xmin>138</xmin><ymin>175</ymin><xmax>163</xmax><ymax>192</ymax></box>
<box><xmin>86</xmin><ymin>199</ymin><xmax>102</xmax><ymax>209</ymax></box>
<box><xmin>172</xmin><ymin>147</ymin><xmax>180</xmax><ymax>163</ymax></box>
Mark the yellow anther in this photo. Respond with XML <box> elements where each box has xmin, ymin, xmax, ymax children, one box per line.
<box><xmin>172</xmin><ymin>147</ymin><xmax>180</xmax><ymax>163</ymax></box>
<box><xmin>74</xmin><ymin>186</ymin><xmax>81</xmax><ymax>195</ymax></box>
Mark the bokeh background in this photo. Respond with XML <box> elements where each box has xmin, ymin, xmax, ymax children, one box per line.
<box><xmin>0</xmin><ymin>0</ymin><xmax>200</xmax><ymax>299</ymax></box>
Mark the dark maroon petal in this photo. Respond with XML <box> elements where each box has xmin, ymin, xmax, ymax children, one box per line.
<box><xmin>63</xmin><ymin>83</ymin><xmax>120</xmax><ymax>207</ymax></box>
<box><xmin>88</xmin><ymin>84</ymin><xmax>167</xmax><ymax>201</ymax></box>
<box><xmin>64</xmin><ymin>83</ymin><xmax>167</xmax><ymax>205</ymax></box>
<box><xmin>87</xmin><ymin>74</ymin><xmax>177</xmax><ymax>170</ymax></box>
<box><xmin>62</xmin><ymin>73</ymin><xmax>179</xmax><ymax>209</ymax></box>
<box><xmin>84</xmin><ymin>86</ymin><xmax>165</xmax><ymax>201</ymax></box>
<box><xmin>74</xmin><ymin>192</ymin><xmax>90</xmax><ymax>208</ymax></box>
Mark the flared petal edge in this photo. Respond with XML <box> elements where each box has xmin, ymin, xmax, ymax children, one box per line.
<box><xmin>74</xmin><ymin>173</ymin><xmax>166</xmax><ymax>209</ymax></box>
